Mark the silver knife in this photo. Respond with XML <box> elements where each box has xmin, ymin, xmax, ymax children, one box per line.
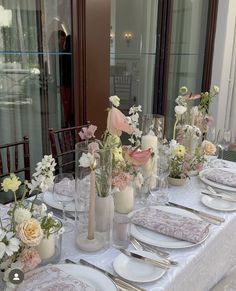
<box><xmin>78</xmin><ymin>259</ymin><xmax>146</xmax><ymax>291</ymax></box>
<box><xmin>167</xmin><ymin>202</ymin><xmax>225</xmax><ymax>224</ymax></box>
<box><xmin>201</xmin><ymin>191</ymin><xmax>236</xmax><ymax>203</ymax></box>
<box><xmin>120</xmin><ymin>249</ymin><xmax>170</xmax><ymax>269</ymax></box>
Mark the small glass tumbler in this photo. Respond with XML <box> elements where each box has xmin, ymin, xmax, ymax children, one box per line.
<box><xmin>112</xmin><ymin>214</ymin><xmax>130</xmax><ymax>249</ymax></box>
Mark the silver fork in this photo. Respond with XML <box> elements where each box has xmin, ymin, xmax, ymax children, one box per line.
<box><xmin>131</xmin><ymin>238</ymin><xmax>178</xmax><ymax>266</ymax></box>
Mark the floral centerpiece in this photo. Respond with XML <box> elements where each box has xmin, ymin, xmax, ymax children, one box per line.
<box><xmin>78</xmin><ymin>95</ymin><xmax>152</xmax><ymax>214</ymax></box>
<box><xmin>0</xmin><ymin>155</ymin><xmax>64</xmax><ymax>288</ymax></box>
<box><xmin>78</xmin><ymin>95</ymin><xmax>152</xmax><ymax>194</ymax></box>
<box><xmin>169</xmin><ymin>85</ymin><xmax>219</xmax><ymax>180</ymax></box>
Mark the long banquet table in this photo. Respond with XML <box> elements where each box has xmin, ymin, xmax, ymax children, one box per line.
<box><xmin>60</xmin><ymin>163</ymin><xmax>236</xmax><ymax>291</ymax></box>
<box><xmin>1</xmin><ymin>163</ymin><xmax>236</xmax><ymax>291</ymax></box>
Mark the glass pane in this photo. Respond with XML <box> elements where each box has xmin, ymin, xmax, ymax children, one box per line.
<box><xmin>110</xmin><ymin>0</ymin><xmax>158</xmax><ymax>115</ymax></box>
<box><xmin>165</xmin><ymin>0</ymin><xmax>209</xmax><ymax>138</ymax></box>
<box><xmin>0</xmin><ymin>0</ymin><xmax>73</xmax><ymax>172</ymax></box>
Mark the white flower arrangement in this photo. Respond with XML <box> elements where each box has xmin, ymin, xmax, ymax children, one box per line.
<box><xmin>0</xmin><ymin>155</ymin><xmax>64</xmax><ymax>287</ymax></box>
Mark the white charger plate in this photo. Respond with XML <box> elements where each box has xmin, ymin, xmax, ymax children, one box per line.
<box><xmin>199</xmin><ymin>168</ymin><xmax>236</xmax><ymax>193</ymax></box>
<box><xmin>113</xmin><ymin>250</ymin><xmax>166</xmax><ymax>283</ymax></box>
<box><xmin>43</xmin><ymin>191</ymin><xmax>75</xmax><ymax>212</ymax></box>
<box><xmin>128</xmin><ymin>205</ymin><xmax>209</xmax><ymax>249</ymax></box>
<box><xmin>201</xmin><ymin>195</ymin><xmax>236</xmax><ymax>211</ymax></box>
<box><xmin>16</xmin><ymin>264</ymin><xmax>117</xmax><ymax>291</ymax></box>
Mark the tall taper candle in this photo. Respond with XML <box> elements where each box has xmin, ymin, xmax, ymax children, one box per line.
<box><xmin>88</xmin><ymin>170</ymin><xmax>95</xmax><ymax>240</ymax></box>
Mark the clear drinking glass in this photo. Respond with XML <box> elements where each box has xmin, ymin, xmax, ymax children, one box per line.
<box><xmin>205</xmin><ymin>126</ymin><xmax>219</xmax><ymax>167</ymax></box>
<box><xmin>147</xmin><ymin>145</ymin><xmax>171</xmax><ymax>205</ymax></box>
<box><xmin>217</xmin><ymin>129</ymin><xmax>232</xmax><ymax>160</ymax></box>
<box><xmin>53</xmin><ymin>173</ymin><xmax>75</xmax><ymax>233</ymax></box>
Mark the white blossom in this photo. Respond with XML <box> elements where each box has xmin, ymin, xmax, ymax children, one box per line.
<box><xmin>28</xmin><ymin>155</ymin><xmax>56</xmax><ymax>193</ymax></box>
<box><xmin>175</xmin><ymin>105</ymin><xmax>187</xmax><ymax>115</ymax></box>
<box><xmin>14</xmin><ymin>208</ymin><xmax>32</xmax><ymax>224</ymax></box>
<box><xmin>109</xmin><ymin>95</ymin><xmax>120</xmax><ymax>107</ymax></box>
<box><xmin>79</xmin><ymin>152</ymin><xmax>95</xmax><ymax>168</ymax></box>
<box><xmin>213</xmin><ymin>85</ymin><xmax>219</xmax><ymax>93</ymax></box>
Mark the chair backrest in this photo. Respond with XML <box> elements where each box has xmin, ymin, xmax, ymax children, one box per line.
<box><xmin>0</xmin><ymin>136</ymin><xmax>30</xmax><ymax>204</ymax></box>
<box><xmin>48</xmin><ymin>125</ymin><xmax>89</xmax><ymax>174</ymax></box>
<box><xmin>113</xmin><ymin>74</ymin><xmax>133</xmax><ymax>111</ymax></box>
<box><xmin>0</xmin><ymin>136</ymin><xmax>30</xmax><ymax>180</ymax></box>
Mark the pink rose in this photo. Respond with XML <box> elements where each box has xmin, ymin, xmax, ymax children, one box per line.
<box><xmin>19</xmin><ymin>248</ymin><xmax>41</xmax><ymax>272</ymax></box>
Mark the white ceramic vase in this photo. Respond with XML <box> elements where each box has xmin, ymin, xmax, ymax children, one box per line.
<box><xmin>95</xmin><ymin>195</ymin><xmax>114</xmax><ymax>232</ymax></box>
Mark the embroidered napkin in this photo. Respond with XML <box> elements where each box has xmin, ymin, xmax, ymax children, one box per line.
<box><xmin>17</xmin><ymin>265</ymin><xmax>98</xmax><ymax>291</ymax></box>
<box><xmin>130</xmin><ymin>207</ymin><xmax>209</xmax><ymax>244</ymax></box>
<box><xmin>204</xmin><ymin>169</ymin><xmax>236</xmax><ymax>188</ymax></box>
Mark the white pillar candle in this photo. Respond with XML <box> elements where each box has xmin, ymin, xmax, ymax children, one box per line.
<box><xmin>36</xmin><ymin>234</ymin><xmax>55</xmax><ymax>260</ymax></box>
<box><xmin>115</xmin><ymin>186</ymin><xmax>134</xmax><ymax>214</ymax></box>
<box><xmin>141</xmin><ymin>135</ymin><xmax>158</xmax><ymax>189</ymax></box>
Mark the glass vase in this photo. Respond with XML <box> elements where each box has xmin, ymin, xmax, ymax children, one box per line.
<box><xmin>75</xmin><ymin>141</ymin><xmax>113</xmax><ymax>252</ymax></box>
<box><xmin>36</xmin><ymin>217</ymin><xmax>62</xmax><ymax>265</ymax></box>
<box><xmin>141</xmin><ymin>114</ymin><xmax>165</xmax><ymax>190</ymax></box>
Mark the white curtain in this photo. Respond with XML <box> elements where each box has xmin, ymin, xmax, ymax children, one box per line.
<box><xmin>225</xmin><ymin>19</ymin><xmax>236</xmax><ymax>138</ymax></box>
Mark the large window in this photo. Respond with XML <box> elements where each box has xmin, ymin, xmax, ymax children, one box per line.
<box><xmin>0</xmin><ymin>0</ymin><xmax>73</xmax><ymax>172</ymax></box>
<box><xmin>110</xmin><ymin>0</ymin><xmax>217</xmax><ymax>139</ymax></box>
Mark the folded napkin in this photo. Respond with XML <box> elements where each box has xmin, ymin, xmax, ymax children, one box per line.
<box><xmin>204</xmin><ymin>169</ymin><xmax>236</xmax><ymax>188</ymax></box>
<box><xmin>17</xmin><ymin>265</ymin><xmax>98</xmax><ymax>291</ymax></box>
<box><xmin>130</xmin><ymin>207</ymin><xmax>209</xmax><ymax>244</ymax></box>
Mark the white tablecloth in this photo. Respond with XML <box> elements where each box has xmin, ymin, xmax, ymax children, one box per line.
<box><xmin>2</xmin><ymin>164</ymin><xmax>236</xmax><ymax>291</ymax></box>
<box><xmin>60</xmin><ymin>164</ymin><xmax>236</xmax><ymax>291</ymax></box>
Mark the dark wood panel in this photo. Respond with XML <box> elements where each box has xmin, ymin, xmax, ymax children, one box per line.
<box><xmin>73</xmin><ymin>0</ymin><xmax>110</xmax><ymax>138</ymax></box>
<box><xmin>202</xmin><ymin>0</ymin><xmax>219</xmax><ymax>91</ymax></box>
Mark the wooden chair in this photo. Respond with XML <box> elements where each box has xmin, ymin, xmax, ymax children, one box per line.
<box><xmin>113</xmin><ymin>74</ymin><xmax>133</xmax><ymax>112</ymax></box>
<box><xmin>0</xmin><ymin>136</ymin><xmax>30</xmax><ymax>204</ymax></box>
<box><xmin>48</xmin><ymin>125</ymin><xmax>89</xmax><ymax>174</ymax></box>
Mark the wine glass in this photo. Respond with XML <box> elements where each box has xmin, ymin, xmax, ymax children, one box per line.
<box><xmin>217</xmin><ymin>129</ymin><xmax>232</xmax><ymax>160</ymax></box>
<box><xmin>205</xmin><ymin>126</ymin><xmax>219</xmax><ymax>167</ymax></box>
<box><xmin>53</xmin><ymin>173</ymin><xmax>75</xmax><ymax>233</ymax></box>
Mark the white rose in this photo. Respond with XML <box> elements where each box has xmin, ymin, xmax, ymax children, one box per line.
<box><xmin>109</xmin><ymin>95</ymin><xmax>120</xmax><ymax>107</ymax></box>
<box><xmin>175</xmin><ymin>105</ymin><xmax>187</xmax><ymax>115</ymax></box>
<box><xmin>79</xmin><ymin>153</ymin><xmax>95</xmax><ymax>168</ymax></box>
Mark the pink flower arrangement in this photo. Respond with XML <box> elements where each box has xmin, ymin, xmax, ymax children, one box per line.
<box><xmin>19</xmin><ymin>248</ymin><xmax>41</xmax><ymax>272</ymax></box>
<box><xmin>79</xmin><ymin>124</ymin><xmax>97</xmax><ymax>140</ymax></box>
<box><xmin>112</xmin><ymin>171</ymin><xmax>131</xmax><ymax>191</ymax></box>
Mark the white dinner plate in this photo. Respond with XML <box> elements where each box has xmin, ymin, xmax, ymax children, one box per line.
<box><xmin>199</xmin><ymin>168</ymin><xmax>236</xmax><ymax>193</ymax></box>
<box><xmin>113</xmin><ymin>250</ymin><xmax>166</xmax><ymax>283</ymax></box>
<box><xmin>43</xmin><ymin>191</ymin><xmax>75</xmax><ymax>212</ymax></box>
<box><xmin>201</xmin><ymin>195</ymin><xmax>236</xmax><ymax>211</ymax></box>
<box><xmin>128</xmin><ymin>205</ymin><xmax>209</xmax><ymax>249</ymax></box>
<box><xmin>16</xmin><ymin>264</ymin><xmax>117</xmax><ymax>291</ymax></box>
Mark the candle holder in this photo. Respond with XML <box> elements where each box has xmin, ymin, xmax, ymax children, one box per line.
<box><xmin>141</xmin><ymin>114</ymin><xmax>165</xmax><ymax>191</ymax></box>
<box><xmin>36</xmin><ymin>217</ymin><xmax>62</xmax><ymax>265</ymax></box>
<box><xmin>75</xmin><ymin>141</ymin><xmax>113</xmax><ymax>252</ymax></box>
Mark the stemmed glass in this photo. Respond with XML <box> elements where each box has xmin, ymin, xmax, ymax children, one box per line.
<box><xmin>217</xmin><ymin>129</ymin><xmax>232</xmax><ymax>160</ymax></box>
<box><xmin>53</xmin><ymin>173</ymin><xmax>75</xmax><ymax>233</ymax></box>
<box><xmin>205</xmin><ymin>126</ymin><xmax>219</xmax><ymax>167</ymax></box>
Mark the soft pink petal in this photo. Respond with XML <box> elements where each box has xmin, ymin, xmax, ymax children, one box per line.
<box><xmin>107</xmin><ymin>107</ymin><xmax>133</xmax><ymax>136</ymax></box>
<box><xmin>126</xmin><ymin>148</ymin><xmax>152</xmax><ymax>166</ymax></box>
